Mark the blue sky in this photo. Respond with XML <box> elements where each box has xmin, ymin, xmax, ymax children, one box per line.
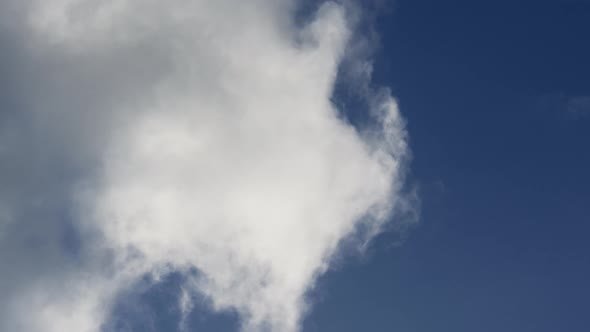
<box><xmin>306</xmin><ymin>1</ymin><xmax>590</xmax><ymax>331</ymax></box>
<box><xmin>1</xmin><ymin>0</ymin><xmax>589</xmax><ymax>331</ymax></box>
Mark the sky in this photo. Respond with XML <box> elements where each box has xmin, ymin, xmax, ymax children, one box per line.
<box><xmin>1</xmin><ymin>0</ymin><xmax>589</xmax><ymax>332</ymax></box>
<box><xmin>306</xmin><ymin>1</ymin><xmax>590</xmax><ymax>331</ymax></box>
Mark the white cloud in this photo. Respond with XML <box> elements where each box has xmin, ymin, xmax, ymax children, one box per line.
<box><xmin>0</xmin><ymin>1</ymin><xmax>412</xmax><ymax>331</ymax></box>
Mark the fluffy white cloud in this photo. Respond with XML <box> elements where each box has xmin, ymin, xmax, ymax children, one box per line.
<box><xmin>0</xmin><ymin>1</ymin><xmax>412</xmax><ymax>331</ymax></box>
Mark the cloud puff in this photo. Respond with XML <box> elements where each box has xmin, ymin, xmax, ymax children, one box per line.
<box><xmin>0</xmin><ymin>1</ymin><xmax>412</xmax><ymax>331</ymax></box>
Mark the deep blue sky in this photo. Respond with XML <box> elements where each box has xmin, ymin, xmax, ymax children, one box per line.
<box><xmin>108</xmin><ymin>1</ymin><xmax>590</xmax><ymax>331</ymax></box>
<box><xmin>306</xmin><ymin>1</ymin><xmax>590</xmax><ymax>331</ymax></box>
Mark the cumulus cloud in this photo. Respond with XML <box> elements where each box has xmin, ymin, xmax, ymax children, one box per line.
<box><xmin>0</xmin><ymin>1</ymin><xmax>412</xmax><ymax>331</ymax></box>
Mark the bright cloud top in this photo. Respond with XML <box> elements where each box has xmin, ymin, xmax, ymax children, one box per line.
<box><xmin>0</xmin><ymin>1</ymin><xmax>410</xmax><ymax>331</ymax></box>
